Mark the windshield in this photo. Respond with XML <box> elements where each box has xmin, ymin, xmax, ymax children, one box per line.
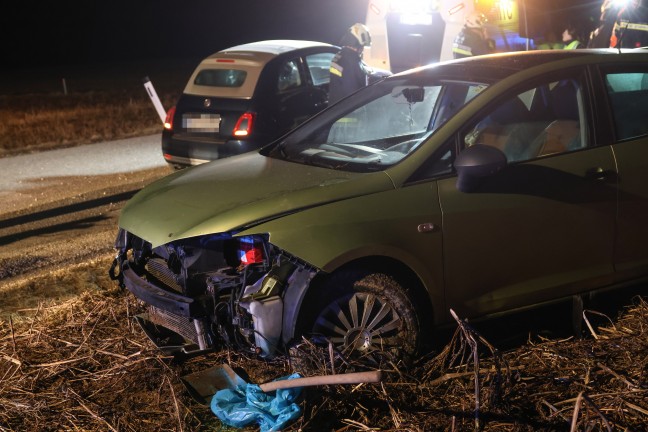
<box><xmin>266</xmin><ymin>76</ymin><xmax>488</xmax><ymax>172</ymax></box>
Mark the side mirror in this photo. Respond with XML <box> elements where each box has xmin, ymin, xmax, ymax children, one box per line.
<box><xmin>454</xmin><ymin>144</ymin><xmax>507</xmax><ymax>192</ymax></box>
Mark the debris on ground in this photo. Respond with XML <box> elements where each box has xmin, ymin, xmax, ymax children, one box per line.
<box><xmin>0</xmin><ymin>260</ymin><xmax>646</xmax><ymax>431</ymax></box>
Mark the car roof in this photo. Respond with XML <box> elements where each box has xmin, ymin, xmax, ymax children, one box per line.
<box><xmin>219</xmin><ymin>39</ymin><xmax>335</xmax><ymax>56</ymax></box>
<box><xmin>202</xmin><ymin>40</ymin><xmax>336</xmax><ymax>66</ymax></box>
<box><xmin>184</xmin><ymin>40</ymin><xmax>337</xmax><ymax>98</ymax></box>
<box><xmin>396</xmin><ymin>48</ymin><xmax>648</xmax><ymax>83</ymax></box>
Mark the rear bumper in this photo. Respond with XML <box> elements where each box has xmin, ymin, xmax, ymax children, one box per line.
<box><xmin>162</xmin><ymin>131</ymin><xmax>263</xmax><ymax>167</ymax></box>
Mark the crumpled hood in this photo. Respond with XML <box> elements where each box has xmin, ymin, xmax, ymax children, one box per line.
<box><xmin>119</xmin><ymin>152</ymin><xmax>394</xmax><ymax>247</ymax></box>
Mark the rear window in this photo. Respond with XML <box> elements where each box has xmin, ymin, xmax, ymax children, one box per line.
<box><xmin>194</xmin><ymin>69</ymin><xmax>247</xmax><ymax>87</ymax></box>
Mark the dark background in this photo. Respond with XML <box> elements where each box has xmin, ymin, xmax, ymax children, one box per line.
<box><xmin>3</xmin><ymin>0</ymin><xmax>599</xmax><ymax>70</ymax></box>
<box><xmin>0</xmin><ymin>0</ymin><xmax>600</xmax><ymax>97</ymax></box>
<box><xmin>2</xmin><ymin>1</ymin><xmax>368</xmax><ymax>69</ymax></box>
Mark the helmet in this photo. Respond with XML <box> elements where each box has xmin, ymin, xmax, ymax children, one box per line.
<box><xmin>348</xmin><ymin>23</ymin><xmax>372</xmax><ymax>47</ymax></box>
<box><xmin>465</xmin><ymin>12</ymin><xmax>486</xmax><ymax>29</ymax></box>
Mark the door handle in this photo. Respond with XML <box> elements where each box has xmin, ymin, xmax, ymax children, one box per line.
<box><xmin>585</xmin><ymin>167</ymin><xmax>616</xmax><ymax>181</ymax></box>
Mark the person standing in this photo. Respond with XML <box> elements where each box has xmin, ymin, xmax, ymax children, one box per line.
<box><xmin>588</xmin><ymin>0</ymin><xmax>622</xmax><ymax>47</ymax></box>
<box><xmin>328</xmin><ymin>23</ymin><xmax>373</xmax><ymax>104</ymax></box>
<box><xmin>609</xmin><ymin>0</ymin><xmax>648</xmax><ymax>48</ymax></box>
<box><xmin>562</xmin><ymin>24</ymin><xmax>583</xmax><ymax>49</ymax></box>
<box><xmin>452</xmin><ymin>12</ymin><xmax>492</xmax><ymax>59</ymax></box>
<box><xmin>536</xmin><ymin>30</ymin><xmax>564</xmax><ymax>50</ymax></box>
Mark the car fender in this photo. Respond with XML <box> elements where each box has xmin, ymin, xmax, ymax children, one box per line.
<box><xmin>237</xmin><ymin>184</ymin><xmax>446</xmax><ymax>322</ymax></box>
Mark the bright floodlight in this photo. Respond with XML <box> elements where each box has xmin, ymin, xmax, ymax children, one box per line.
<box><xmin>389</xmin><ymin>0</ymin><xmax>438</xmax><ymax>13</ymax></box>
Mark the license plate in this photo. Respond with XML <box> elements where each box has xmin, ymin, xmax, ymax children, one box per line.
<box><xmin>183</xmin><ymin>113</ymin><xmax>221</xmax><ymax>132</ymax></box>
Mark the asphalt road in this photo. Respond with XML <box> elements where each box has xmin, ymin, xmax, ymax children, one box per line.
<box><xmin>0</xmin><ymin>134</ymin><xmax>172</xmax><ymax>289</ymax></box>
<box><xmin>0</xmin><ymin>134</ymin><xmax>168</xmax><ymax>200</ymax></box>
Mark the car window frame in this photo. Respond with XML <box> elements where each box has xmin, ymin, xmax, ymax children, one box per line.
<box><xmin>407</xmin><ymin>67</ymin><xmax>596</xmax><ymax>184</ymax></box>
<box><xmin>461</xmin><ymin>70</ymin><xmax>591</xmax><ymax>160</ymax></box>
<box><xmin>304</xmin><ymin>51</ymin><xmax>335</xmax><ymax>88</ymax></box>
<box><xmin>263</xmin><ymin>75</ymin><xmax>491</xmax><ymax>173</ymax></box>
<box><xmin>275</xmin><ymin>56</ymin><xmax>305</xmax><ymax>94</ymax></box>
<box><xmin>596</xmin><ymin>62</ymin><xmax>648</xmax><ymax>143</ymax></box>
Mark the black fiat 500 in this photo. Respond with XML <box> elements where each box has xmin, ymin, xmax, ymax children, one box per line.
<box><xmin>161</xmin><ymin>40</ymin><xmax>339</xmax><ymax>168</ymax></box>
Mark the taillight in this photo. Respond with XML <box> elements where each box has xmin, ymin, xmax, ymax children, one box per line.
<box><xmin>233</xmin><ymin>112</ymin><xmax>255</xmax><ymax>137</ymax></box>
<box><xmin>237</xmin><ymin>236</ymin><xmax>264</xmax><ymax>265</ymax></box>
<box><xmin>164</xmin><ymin>106</ymin><xmax>176</xmax><ymax>130</ymax></box>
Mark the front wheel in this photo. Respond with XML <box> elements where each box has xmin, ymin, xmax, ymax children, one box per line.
<box><xmin>298</xmin><ymin>271</ymin><xmax>420</xmax><ymax>362</ymax></box>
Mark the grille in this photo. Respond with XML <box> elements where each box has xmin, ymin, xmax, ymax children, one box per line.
<box><xmin>146</xmin><ymin>258</ymin><xmax>183</xmax><ymax>293</ymax></box>
<box><xmin>149</xmin><ymin>306</ymin><xmax>198</xmax><ymax>345</ymax></box>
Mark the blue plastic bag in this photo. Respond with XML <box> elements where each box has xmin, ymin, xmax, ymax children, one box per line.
<box><xmin>211</xmin><ymin>373</ymin><xmax>302</xmax><ymax>432</ymax></box>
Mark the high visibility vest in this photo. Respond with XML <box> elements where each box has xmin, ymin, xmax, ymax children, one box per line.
<box><xmin>564</xmin><ymin>40</ymin><xmax>581</xmax><ymax>49</ymax></box>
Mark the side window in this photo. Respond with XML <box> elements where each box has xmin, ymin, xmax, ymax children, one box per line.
<box><xmin>462</xmin><ymin>78</ymin><xmax>587</xmax><ymax>163</ymax></box>
<box><xmin>277</xmin><ymin>59</ymin><xmax>302</xmax><ymax>92</ymax></box>
<box><xmin>605</xmin><ymin>72</ymin><xmax>648</xmax><ymax>141</ymax></box>
<box><xmin>408</xmin><ymin>84</ymin><xmax>488</xmax><ymax>181</ymax></box>
<box><xmin>431</xmin><ymin>83</ymin><xmax>487</xmax><ymax>131</ymax></box>
<box><xmin>305</xmin><ymin>52</ymin><xmax>335</xmax><ymax>86</ymax></box>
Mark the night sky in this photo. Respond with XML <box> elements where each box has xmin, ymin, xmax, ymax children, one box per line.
<box><xmin>3</xmin><ymin>1</ymin><xmax>369</xmax><ymax>69</ymax></box>
<box><xmin>3</xmin><ymin>0</ymin><xmax>600</xmax><ymax>72</ymax></box>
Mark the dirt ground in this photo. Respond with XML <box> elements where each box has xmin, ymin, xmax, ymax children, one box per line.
<box><xmin>1</xmin><ymin>163</ymin><xmax>647</xmax><ymax>431</ymax></box>
<box><xmin>0</xmin><ymin>166</ymin><xmax>170</xmax><ymax>296</ymax></box>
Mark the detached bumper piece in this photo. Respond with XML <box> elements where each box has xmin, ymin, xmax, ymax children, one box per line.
<box><xmin>121</xmin><ymin>262</ymin><xmax>214</xmax><ymax>356</ymax></box>
<box><xmin>121</xmin><ymin>264</ymin><xmax>203</xmax><ymax>317</ymax></box>
<box><xmin>134</xmin><ymin>313</ymin><xmax>213</xmax><ymax>359</ymax></box>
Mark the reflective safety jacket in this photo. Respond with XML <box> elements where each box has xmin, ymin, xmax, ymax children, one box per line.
<box><xmin>610</xmin><ymin>0</ymin><xmax>648</xmax><ymax>47</ymax></box>
<box><xmin>564</xmin><ymin>40</ymin><xmax>582</xmax><ymax>49</ymax></box>
<box><xmin>611</xmin><ymin>19</ymin><xmax>648</xmax><ymax>47</ymax></box>
<box><xmin>452</xmin><ymin>27</ymin><xmax>491</xmax><ymax>59</ymax></box>
<box><xmin>328</xmin><ymin>47</ymin><xmax>369</xmax><ymax>105</ymax></box>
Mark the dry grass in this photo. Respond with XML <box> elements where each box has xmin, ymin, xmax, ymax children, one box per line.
<box><xmin>0</xmin><ymin>91</ymin><xmax>179</xmax><ymax>157</ymax></box>
<box><xmin>0</xmin><ymin>60</ymin><xmax>195</xmax><ymax>157</ymax></box>
<box><xmin>0</xmin><ymin>255</ymin><xmax>221</xmax><ymax>431</ymax></box>
<box><xmin>0</xmin><ymin>93</ymin><xmax>161</xmax><ymax>155</ymax></box>
<box><xmin>1</xmin><ymin>256</ymin><xmax>646</xmax><ymax>431</ymax></box>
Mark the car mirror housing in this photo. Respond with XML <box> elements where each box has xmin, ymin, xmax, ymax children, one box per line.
<box><xmin>454</xmin><ymin>144</ymin><xmax>507</xmax><ymax>192</ymax></box>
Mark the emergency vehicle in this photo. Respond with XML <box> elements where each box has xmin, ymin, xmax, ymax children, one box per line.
<box><xmin>362</xmin><ymin>0</ymin><xmax>530</xmax><ymax>72</ymax></box>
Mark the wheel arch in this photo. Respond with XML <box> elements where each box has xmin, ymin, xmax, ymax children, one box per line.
<box><xmin>297</xmin><ymin>255</ymin><xmax>439</xmax><ymax>352</ymax></box>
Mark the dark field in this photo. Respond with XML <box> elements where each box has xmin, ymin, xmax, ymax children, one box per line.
<box><xmin>0</xmin><ymin>58</ymin><xmax>198</xmax><ymax>156</ymax></box>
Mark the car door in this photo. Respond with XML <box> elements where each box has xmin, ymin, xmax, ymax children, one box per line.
<box><xmin>303</xmin><ymin>51</ymin><xmax>336</xmax><ymax>112</ymax></box>
<box><xmin>274</xmin><ymin>57</ymin><xmax>310</xmax><ymax>132</ymax></box>
<box><xmin>274</xmin><ymin>51</ymin><xmax>336</xmax><ymax>134</ymax></box>
<box><xmin>436</xmin><ymin>71</ymin><xmax>618</xmax><ymax>318</ymax></box>
<box><xmin>599</xmin><ymin>65</ymin><xmax>648</xmax><ymax>275</ymax></box>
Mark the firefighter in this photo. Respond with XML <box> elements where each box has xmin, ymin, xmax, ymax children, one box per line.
<box><xmin>328</xmin><ymin>23</ymin><xmax>373</xmax><ymax>104</ymax></box>
<box><xmin>588</xmin><ymin>0</ymin><xmax>648</xmax><ymax>48</ymax></box>
<box><xmin>609</xmin><ymin>0</ymin><xmax>648</xmax><ymax>48</ymax></box>
<box><xmin>452</xmin><ymin>12</ymin><xmax>493</xmax><ymax>59</ymax></box>
<box><xmin>588</xmin><ymin>0</ymin><xmax>622</xmax><ymax>47</ymax></box>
